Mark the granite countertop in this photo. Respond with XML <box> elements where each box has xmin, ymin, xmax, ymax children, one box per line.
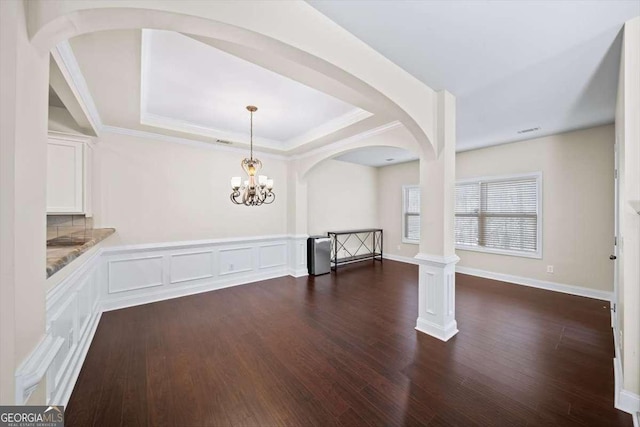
<box><xmin>46</xmin><ymin>228</ymin><xmax>115</xmax><ymax>278</ymax></box>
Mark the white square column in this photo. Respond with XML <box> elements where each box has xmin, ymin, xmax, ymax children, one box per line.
<box><xmin>414</xmin><ymin>253</ymin><xmax>459</xmax><ymax>341</ymax></box>
<box><xmin>416</xmin><ymin>90</ymin><xmax>458</xmax><ymax>342</ymax></box>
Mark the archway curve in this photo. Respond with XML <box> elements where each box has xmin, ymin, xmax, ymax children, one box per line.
<box><xmin>28</xmin><ymin>1</ymin><xmax>437</xmax><ymax>161</ymax></box>
<box><xmin>297</xmin><ymin>123</ymin><xmax>423</xmax><ymax>181</ymax></box>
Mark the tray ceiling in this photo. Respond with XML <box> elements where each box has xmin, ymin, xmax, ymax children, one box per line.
<box><xmin>141</xmin><ymin>30</ymin><xmax>371</xmax><ymax>150</ymax></box>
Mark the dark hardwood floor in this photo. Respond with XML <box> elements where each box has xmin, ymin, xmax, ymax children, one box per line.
<box><xmin>65</xmin><ymin>260</ymin><xmax>632</xmax><ymax>426</ymax></box>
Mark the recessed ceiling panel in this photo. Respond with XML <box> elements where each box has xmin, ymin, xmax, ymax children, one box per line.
<box><xmin>142</xmin><ymin>30</ymin><xmax>364</xmax><ymax>148</ymax></box>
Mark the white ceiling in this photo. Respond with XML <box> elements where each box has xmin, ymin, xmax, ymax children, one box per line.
<box><xmin>308</xmin><ymin>0</ymin><xmax>640</xmax><ymax>151</ymax></box>
<box><xmin>142</xmin><ymin>30</ymin><xmax>370</xmax><ymax>150</ymax></box>
<box><xmin>334</xmin><ymin>146</ymin><xmax>418</xmax><ymax>167</ymax></box>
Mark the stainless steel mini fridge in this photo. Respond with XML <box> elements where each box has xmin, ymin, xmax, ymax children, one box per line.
<box><xmin>307</xmin><ymin>236</ymin><xmax>331</xmax><ymax>276</ymax></box>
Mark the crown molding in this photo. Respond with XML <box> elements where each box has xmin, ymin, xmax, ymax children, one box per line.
<box><xmin>140</xmin><ymin>111</ymin><xmax>284</xmax><ymax>151</ymax></box>
<box><xmin>101</xmin><ymin>125</ymin><xmax>288</xmax><ymax>160</ymax></box>
<box><xmin>51</xmin><ymin>40</ymin><xmax>103</xmax><ymax>134</ymax></box>
<box><xmin>102</xmin><ymin>122</ymin><xmax>408</xmax><ymax>163</ymax></box>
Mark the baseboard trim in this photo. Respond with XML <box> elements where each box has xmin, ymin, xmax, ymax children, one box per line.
<box><xmin>385</xmin><ymin>254</ymin><xmax>613</xmax><ymax>301</ymax></box>
<box><xmin>288</xmin><ymin>268</ymin><xmax>309</xmax><ymax>278</ymax></box>
<box><xmin>383</xmin><ymin>253</ymin><xmax>420</xmax><ymax>265</ymax></box>
<box><xmin>614</xmin><ymin>335</ymin><xmax>640</xmax><ymax>421</ymax></box>
<box><xmin>415</xmin><ymin>317</ymin><xmax>458</xmax><ymax>342</ymax></box>
<box><xmin>619</xmin><ymin>388</ymin><xmax>640</xmax><ymax>417</ymax></box>
<box><xmin>454</xmin><ymin>266</ymin><xmax>613</xmax><ymax>302</ymax></box>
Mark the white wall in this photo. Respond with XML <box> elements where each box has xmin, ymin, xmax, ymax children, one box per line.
<box><xmin>456</xmin><ymin>125</ymin><xmax>615</xmax><ymax>292</ymax></box>
<box><xmin>306</xmin><ymin>159</ymin><xmax>378</xmax><ymax>236</ymax></box>
<box><xmin>92</xmin><ymin>131</ymin><xmax>288</xmax><ymax>245</ymax></box>
<box><xmin>615</xmin><ymin>16</ymin><xmax>640</xmax><ymax>398</ymax></box>
<box><xmin>0</xmin><ymin>0</ymin><xmax>49</xmax><ymax>404</ymax></box>
<box><xmin>377</xmin><ymin>161</ymin><xmax>420</xmax><ymax>257</ymax></box>
<box><xmin>377</xmin><ymin>125</ymin><xmax>615</xmax><ymax>293</ymax></box>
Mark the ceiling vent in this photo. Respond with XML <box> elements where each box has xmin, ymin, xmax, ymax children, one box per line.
<box><xmin>517</xmin><ymin>127</ymin><xmax>540</xmax><ymax>134</ymax></box>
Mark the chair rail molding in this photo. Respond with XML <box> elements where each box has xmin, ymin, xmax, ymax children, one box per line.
<box><xmin>17</xmin><ymin>234</ymin><xmax>308</xmax><ymax>408</ymax></box>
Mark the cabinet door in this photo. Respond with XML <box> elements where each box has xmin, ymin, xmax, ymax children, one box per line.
<box><xmin>47</xmin><ymin>139</ymin><xmax>83</xmax><ymax>213</ymax></box>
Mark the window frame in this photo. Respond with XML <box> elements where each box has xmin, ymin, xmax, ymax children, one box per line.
<box><xmin>402</xmin><ymin>185</ymin><xmax>421</xmax><ymax>245</ymax></box>
<box><xmin>455</xmin><ymin>172</ymin><xmax>543</xmax><ymax>259</ymax></box>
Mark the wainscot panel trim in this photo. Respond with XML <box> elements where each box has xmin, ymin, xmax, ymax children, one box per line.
<box><xmin>14</xmin><ymin>335</ymin><xmax>64</xmax><ymax>405</ymax></box>
<box><xmin>169</xmin><ymin>250</ymin><xmax>215</xmax><ymax>284</ymax></box>
<box><xmin>22</xmin><ymin>235</ymin><xmax>308</xmax><ymax>409</ymax></box>
<box><xmin>107</xmin><ymin>255</ymin><xmax>164</xmax><ymax>294</ymax></box>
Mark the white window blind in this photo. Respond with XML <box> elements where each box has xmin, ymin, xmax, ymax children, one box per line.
<box><xmin>403</xmin><ymin>186</ymin><xmax>420</xmax><ymax>243</ymax></box>
<box><xmin>455</xmin><ymin>174</ymin><xmax>541</xmax><ymax>257</ymax></box>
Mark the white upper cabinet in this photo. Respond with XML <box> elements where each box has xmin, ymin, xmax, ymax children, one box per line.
<box><xmin>47</xmin><ymin>132</ymin><xmax>92</xmax><ymax>215</ymax></box>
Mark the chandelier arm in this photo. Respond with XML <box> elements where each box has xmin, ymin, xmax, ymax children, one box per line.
<box><xmin>230</xmin><ymin>191</ymin><xmax>241</xmax><ymax>204</ymax></box>
<box><xmin>264</xmin><ymin>192</ymin><xmax>275</xmax><ymax>204</ymax></box>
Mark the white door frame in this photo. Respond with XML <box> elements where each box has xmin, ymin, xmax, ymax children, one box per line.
<box><xmin>612</xmin><ymin>139</ymin><xmax>620</xmax><ymax>330</ymax></box>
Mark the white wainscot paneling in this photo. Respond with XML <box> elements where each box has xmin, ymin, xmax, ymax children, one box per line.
<box><xmin>108</xmin><ymin>256</ymin><xmax>164</xmax><ymax>294</ymax></box>
<box><xmin>20</xmin><ymin>235</ymin><xmax>307</xmax><ymax>408</ymax></box>
<box><xmin>219</xmin><ymin>247</ymin><xmax>253</xmax><ymax>275</ymax></box>
<box><xmin>287</xmin><ymin>235</ymin><xmax>309</xmax><ymax>277</ymax></box>
<box><xmin>75</xmin><ymin>275</ymin><xmax>94</xmax><ymax>341</ymax></box>
<box><xmin>259</xmin><ymin>243</ymin><xmax>287</xmax><ymax>269</ymax></box>
<box><xmin>170</xmin><ymin>251</ymin><xmax>214</xmax><ymax>284</ymax></box>
<box><xmin>46</xmin><ymin>294</ymin><xmax>77</xmax><ymax>403</ymax></box>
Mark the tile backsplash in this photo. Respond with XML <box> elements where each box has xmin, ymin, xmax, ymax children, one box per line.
<box><xmin>47</xmin><ymin>215</ymin><xmax>93</xmax><ymax>240</ymax></box>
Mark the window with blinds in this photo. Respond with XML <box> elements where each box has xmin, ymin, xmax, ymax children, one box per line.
<box><xmin>455</xmin><ymin>173</ymin><xmax>541</xmax><ymax>257</ymax></box>
<box><xmin>402</xmin><ymin>185</ymin><xmax>420</xmax><ymax>243</ymax></box>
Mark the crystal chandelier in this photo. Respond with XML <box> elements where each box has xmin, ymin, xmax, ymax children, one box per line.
<box><xmin>230</xmin><ymin>106</ymin><xmax>275</xmax><ymax>206</ymax></box>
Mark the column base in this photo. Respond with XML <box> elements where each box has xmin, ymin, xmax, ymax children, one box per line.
<box><xmin>414</xmin><ymin>252</ymin><xmax>460</xmax><ymax>342</ymax></box>
<box><xmin>415</xmin><ymin>317</ymin><xmax>458</xmax><ymax>341</ymax></box>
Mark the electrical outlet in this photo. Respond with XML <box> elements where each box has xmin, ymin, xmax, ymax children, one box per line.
<box><xmin>546</xmin><ymin>265</ymin><xmax>554</xmax><ymax>273</ymax></box>
<box><xmin>397</xmin><ymin>245</ymin><xmax>401</xmax><ymax>250</ymax></box>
